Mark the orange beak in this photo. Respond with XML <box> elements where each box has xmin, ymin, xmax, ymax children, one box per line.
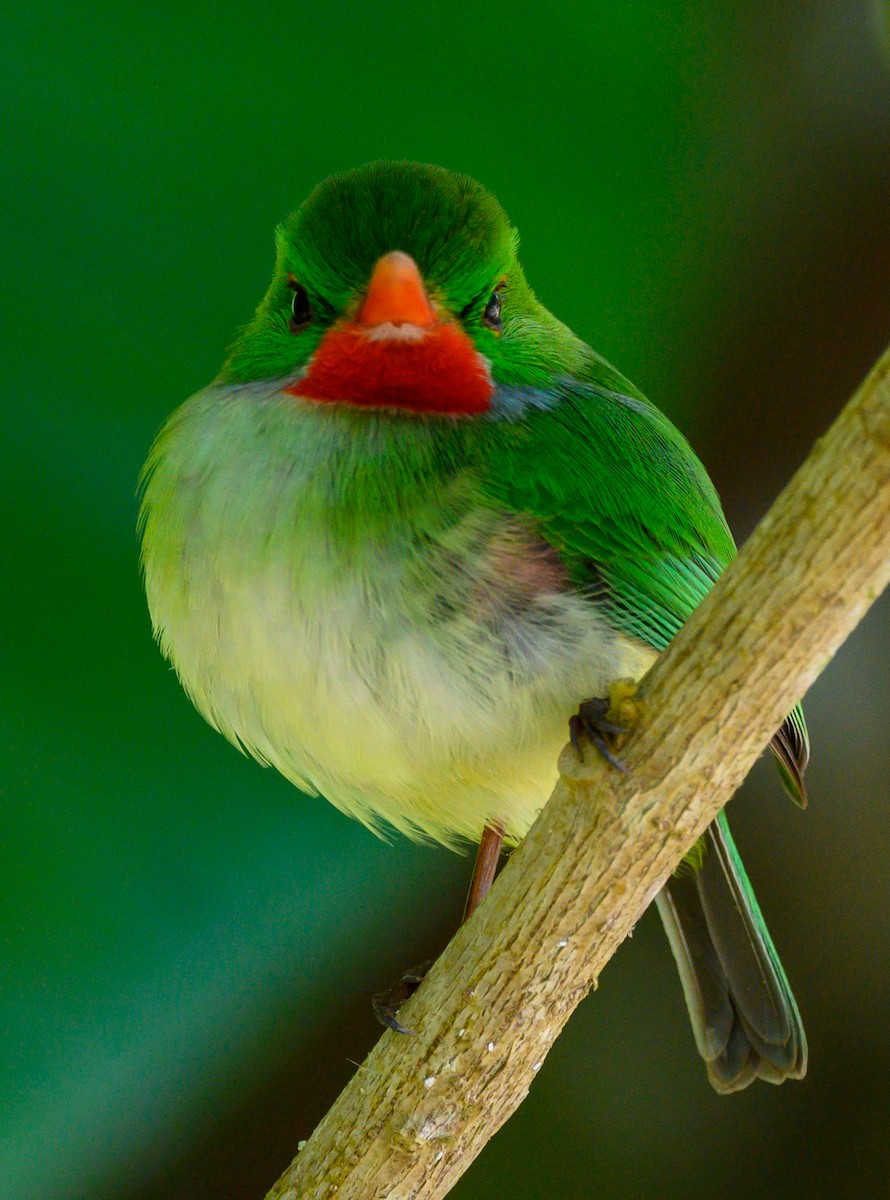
<box><xmin>357</xmin><ymin>251</ymin><xmax>436</xmax><ymax>329</ymax></box>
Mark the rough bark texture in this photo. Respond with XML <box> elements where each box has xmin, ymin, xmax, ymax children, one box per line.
<box><xmin>265</xmin><ymin>349</ymin><xmax>890</xmax><ymax>1200</ymax></box>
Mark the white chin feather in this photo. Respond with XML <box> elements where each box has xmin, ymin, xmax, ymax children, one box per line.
<box><xmin>365</xmin><ymin>322</ymin><xmax>429</xmax><ymax>343</ymax></box>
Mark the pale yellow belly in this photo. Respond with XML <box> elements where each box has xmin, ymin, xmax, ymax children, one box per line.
<box><xmin>155</xmin><ymin>558</ymin><xmax>656</xmax><ymax>847</ymax></box>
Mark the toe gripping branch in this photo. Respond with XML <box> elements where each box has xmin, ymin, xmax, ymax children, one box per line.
<box><xmin>372</xmin><ymin>961</ymin><xmax>432</xmax><ymax>1035</ymax></box>
<box><xmin>371</xmin><ymin>825</ymin><xmax>506</xmax><ymax>1035</ymax></box>
<box><xmin>569</xmin><ymin>678</ymin><xmax>645</xmax><ymax>772</ymax></box>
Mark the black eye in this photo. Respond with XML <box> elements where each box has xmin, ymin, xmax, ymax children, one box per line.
<box><xmin>287</xmin><ymin>274</ymin><xmax>312</xmax><ymax>332</ymax></box>
<box><xmin>483</xmin><ymin>280</ymin><xmax>506</xmax><ymax>332</ymax></box>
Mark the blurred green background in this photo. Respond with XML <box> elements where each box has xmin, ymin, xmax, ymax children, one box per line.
<box><xmin>3</xmin><ymin>2</ymin><xmax>889</xmax><ymax>1198</ymax></box>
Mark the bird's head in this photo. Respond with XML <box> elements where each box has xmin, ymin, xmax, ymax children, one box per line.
<box><xmin>220</xmin><ymin>161</ymin><xmax>583</xmax><ymax>415</ymax></box>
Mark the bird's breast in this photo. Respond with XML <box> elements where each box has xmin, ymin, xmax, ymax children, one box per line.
<box><xmin>140</xmin><ymin>383</ymin><xmax>654</xmax><ymax>844</ymax></box>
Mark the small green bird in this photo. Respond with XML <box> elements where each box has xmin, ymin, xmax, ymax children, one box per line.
<box><xmin>140</xmin><ymin>161</ymin><xmax>808</xmax><ymax>1092</ymax></box>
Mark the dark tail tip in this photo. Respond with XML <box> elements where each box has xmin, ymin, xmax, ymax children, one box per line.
<box><xmin>657</xmin><ymin>814</ymin><xmax>807</xmax><ymax>1094</ymax></box>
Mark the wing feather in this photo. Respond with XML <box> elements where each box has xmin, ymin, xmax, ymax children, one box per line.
<box><xmin>485</xmin><ymin>379</ymin><xmax>735</xmax><ymax>648</ymax></box>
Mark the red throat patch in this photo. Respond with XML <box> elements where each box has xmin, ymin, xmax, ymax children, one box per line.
<box><xmin>284</xmin><ymin>323</ymin><xmax>493</xmax><ymax>415</ymax></box>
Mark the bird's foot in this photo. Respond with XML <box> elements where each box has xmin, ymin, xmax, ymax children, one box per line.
<box><xmin>372</xmin><ymin>960</ymin><xmax>432</xmax><ymax>1035</ymax></box>
<box><xmin>569</xmin><ymin>677</ymin><xmax>644</xmax><ymax>770</ymax></box>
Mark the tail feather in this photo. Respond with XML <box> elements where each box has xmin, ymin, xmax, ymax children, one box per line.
<box><xmin>770</xmin><ymin>703</ymin><xmax>810</xmax><ymax>808</ymax></box>
<box><xmin>656</xmin><ymin>811</ymin><xmax>807</xmax><ymax>1094</ymax></box>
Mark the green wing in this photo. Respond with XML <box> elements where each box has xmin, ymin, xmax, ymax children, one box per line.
<box><xmin>485</xmin><ymin>379</ymin><xmax>737</xmax><ymax>650</ymax></box>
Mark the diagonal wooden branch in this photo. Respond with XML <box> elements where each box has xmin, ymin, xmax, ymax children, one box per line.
<box><xmin>266</xmin><ymin>347</ymin><xmax>890</xmax><ymax>1200</ymax></box>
